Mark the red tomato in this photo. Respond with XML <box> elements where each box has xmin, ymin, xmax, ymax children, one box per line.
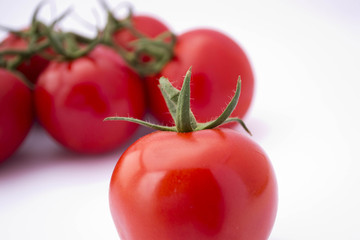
<box><xmin>0</xmin><ymin>32</ymin><xmax>50</xmax><ymax>83</ymax></box>
<box><xmin>112</xmin><ymin>15</ymin><xmax>170</xmax><ymax>51</ymax></box>
<box><xmin>34</xmin><ymin>45</ymin><xmax>145</xmax><ymax>154</ymax></box>
<box><xmin>0</xmin><ymin>69</ymin><xmax>33</xmax><ymax>163</ymax></box>
<box><xmin>145</xmin><ymin>29</ymin><xmax>254</xmax><ymax>124</ymax></box>
<box><xmin>109</xmin><ymin>128</ymin><xmax>277</xmax><ymax>240</ymax></box>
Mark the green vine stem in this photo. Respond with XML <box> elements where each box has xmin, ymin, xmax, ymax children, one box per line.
<box><xmin>128</xmin><ymin>31</ymin><xmax>176</xmax><ymax>76</ymax></box>
<box><xmin>0</xmin><ymin>5</ymin><xmax>47</xmax><ymax>89</ymax></box>
<box><xmin>105</xmin><ymin>67</ymin><xmax>251</xmax><ymax>135</ymax></box>
<box><xmin>41</xmin><ymin>7</ymin><xmax>102</xmax><ymax>61</ymax></box>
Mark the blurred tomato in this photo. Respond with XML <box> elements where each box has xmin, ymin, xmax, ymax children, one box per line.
<box><xmin>146</xmin><ymin>29</ymin><xmax>254</xmax><ymax>125</ymax></box>
<box><xmin>0</xmin><ymin>69</ymin><xmax>33</xmax><ymax>162</ymax></box>
<box><xmin>35</xmin><ymin>45</ymin><xmax>146</xmax><ymax>154</ymax></box>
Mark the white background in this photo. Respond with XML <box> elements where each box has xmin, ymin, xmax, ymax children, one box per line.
<box><xmin>1</xmin><ymin>0</ymin><xmax>360</xmax><ymax>239</ymax></box>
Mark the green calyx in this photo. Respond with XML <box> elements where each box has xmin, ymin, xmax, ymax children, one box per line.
<box><xmin>126</xmin><ymin>31</ymin><xmax>176</xmax><ymax>77</ymax></box>
<box><xmin>105</xmin><ymin>67</ymin><xmax>251</xmax><ymax>134</ymax></box>
<box><xmin>100</xmin><ymin>2</ymin><xmax>176</xmax><ymax>76</ymax></box>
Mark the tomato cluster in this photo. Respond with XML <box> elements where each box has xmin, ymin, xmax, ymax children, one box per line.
<box><xmin>0</xmin><ymin>4</ymin><xmax>254</xmax><ymax>161</ymax></box>
<box><xmin>0</xmin><ymin>3</ymin><xmax>276</xmax><ymax>240</ymax></box>
<box><xmin>0</xmin><ymin>7</ymin><xmax>169</xmax><ymax>159</ymax></box>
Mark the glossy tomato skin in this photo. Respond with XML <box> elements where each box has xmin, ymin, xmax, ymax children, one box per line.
<box><xmin>109</xmin><ymin>129</ymin><xmax>277</xmax><ymax>240</ymax></box>
<box><xmin>0</xmin><ymin>33</ymin><xmax>50</xmax><ymax>84</ymax></box>
<box><xmin>146</xmin><ymin>29</ymin><xmax>254</xmax><ymax>125</ymax></box>
<box><xmin>34</xmin><ymin>45</ymin><xmax>145</xmax><ymax>154</ymax></box>
<box><xmin>0</xmin><ymin>69</ymin><xmax>33</xmax><ymax>163</ymax></box>
<box><xmin>112</xmin><ymin>15</ymin><xmax>170</xmax><ymax>50</ymax></box>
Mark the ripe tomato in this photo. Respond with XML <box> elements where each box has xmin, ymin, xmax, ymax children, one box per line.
<box><xmin>0</xmin><ymin>69</ymin><xmax>33</xmax><ymax>163</ymax></box>
<box><xmin>109</xmin><ymin>128</ymin><xmax>277</xmax><ymax>240</ymax></box>
<box><xmin>34</xmin><ymin>45</ymin><xmax>145</xmax><ymax>154</ymax></box>
<box><xmin>0</xmin><ymin>32</ymin><xmax>50</xmax><ymax>84</ymax></box>
<box><xmin>145</xmin><ymin>29</ymin><xmax>254</xmax><ymax>124</ymax></box>
<box><xmin>112</xmin><ymin>15</ymin><xmax>170</xmax><ymax>51</ymax></box>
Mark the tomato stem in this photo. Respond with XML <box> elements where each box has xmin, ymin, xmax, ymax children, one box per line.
<box><xmin>105</xmin><ymin>67</ymin><xmax>251</xmax><ymax>135</ymax></box>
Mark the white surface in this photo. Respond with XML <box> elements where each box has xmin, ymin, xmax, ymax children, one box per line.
<box><xmin>1</xmin><ymin>0</ymin><xmax>360</xmax><ymax>239</ymax></box>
